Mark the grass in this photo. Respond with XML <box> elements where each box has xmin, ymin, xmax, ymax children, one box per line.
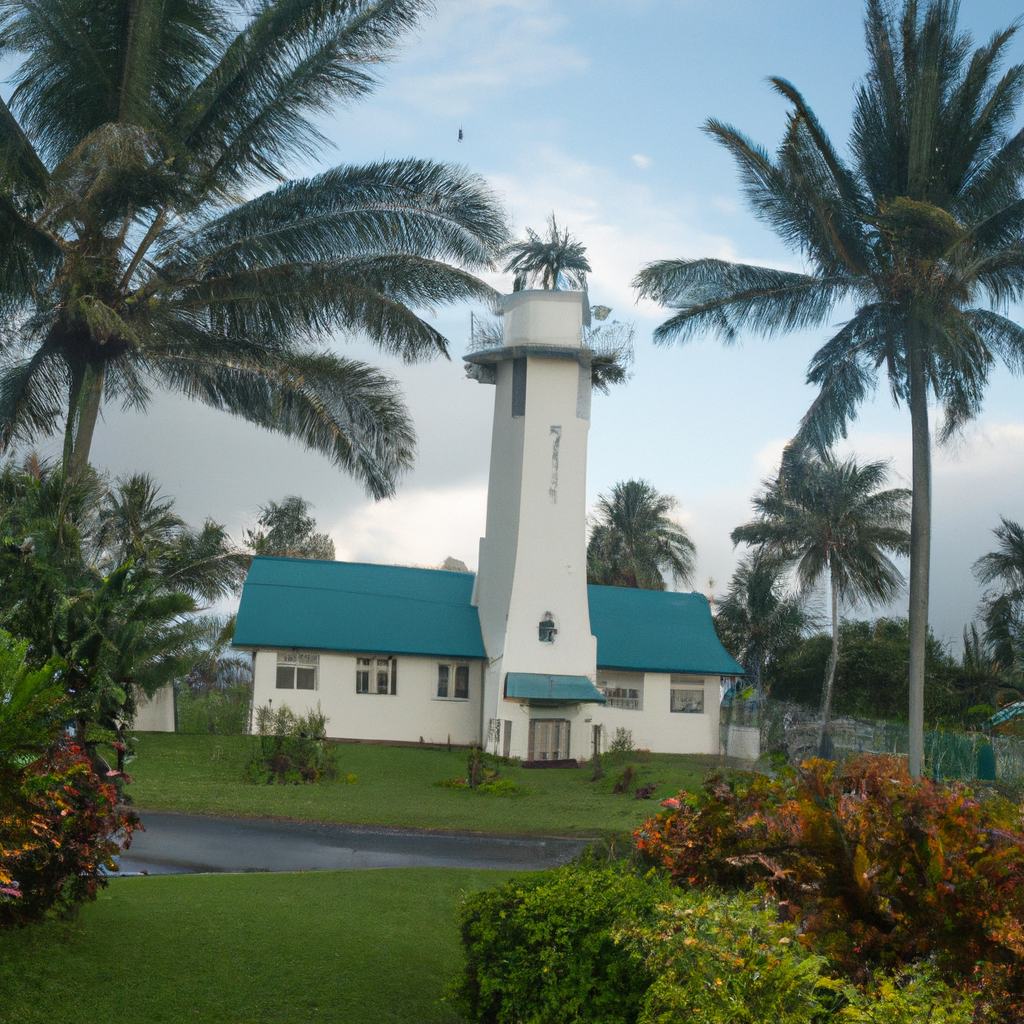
<box><xmin>0</xmin><ymin>868</ymin><xmax>504</xmax><ymax>1024</ymax></box>
<box><xmin>127</xmin><ymin>733</ymin><xmax>716</xmax><ymax>837</ymax></box>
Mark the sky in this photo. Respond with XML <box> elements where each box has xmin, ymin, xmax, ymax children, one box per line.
<box><xmin>7</xmin><ymin>0</ymin><xmax>1024</xmax><ymax>647</ymax></box>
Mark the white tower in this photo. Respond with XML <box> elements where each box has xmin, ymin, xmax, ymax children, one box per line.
<box><xmin>468</xmin><ymin>290</ymin><xmax>603</xmax><ymax>762</ymax></box>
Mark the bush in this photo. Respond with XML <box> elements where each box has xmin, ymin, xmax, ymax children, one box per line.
<box><xmin>175</xmin><ymin>682</ymin><xmax>252</xmax><ymax>734</ymax></box>
<box><xmin>635</xmin><ymin>754</ymin><xmax>1024</xmax><ymax>984</ymax></box>
<box><xmin>1</xmin><ymin>740</ymin><xmax>139</xmax><ymax>928</ymax></box>
<box><xmin>244</xmin><ymin>705</ymin><xmax>339</xmax><ymax>784</ymax></box>
<box><xmin>453</xmin><ymin>862</ymin><xmax>667</xmax><ymax>1024</ymax></box>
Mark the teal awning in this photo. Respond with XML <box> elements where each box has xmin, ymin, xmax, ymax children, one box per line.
<box><xmin>504</xmin><ymin>673</ymin><xmax>606</xmax><ymax>703</ymax></box>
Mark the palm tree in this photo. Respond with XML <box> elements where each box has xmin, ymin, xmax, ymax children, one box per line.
<box><xmin>732</xmin><ymin>448</ymin><xmax>910</xmax><ymax>753</ymax></box>
<box><xmin>634</xmin><ymin>1</ymin><xmax>1024</xmax><ymax>774</ymax></box>
<box><xmin>714</xmin><ymin>549</ymin><xmax>807</xmax><ymax>695</ymax></box>
<box><xmin>503</xmin><ymin>214</ymin><xmax>591</xmax><ymax>291</ymax></box>
<box><xmin>0</xmin><ymin>0</ymin><xmax>506</xmax><ymax>498</ymax></box>
<box><xmin>0</xmin><ymin>459</ymin><xmax>248</xmax><ymax>764</ymax></box>
<box><xmin>974</xmin><ymin>517</ymin><xmax>1024</xmax><ymax>682</ymax></box>
<box><xmin>587</xmin><ymin>479</ymin><xmax>696</xmax><ymax>590</ymax></box>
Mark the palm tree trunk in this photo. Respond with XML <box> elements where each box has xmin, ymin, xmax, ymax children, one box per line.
<box><xmin>907</xmin><ymin>330</ymin><xmax>932</xmax><ymax>778</ymax></box>
<box><xmin>818</xmin><ymin>567</ymin><xmax>839</xmax><ymax>757</ymax></box>
<box><xmin>68</xmin><ymin>364</ymin><xmax>104</xmax><ymax>478</ymax></box>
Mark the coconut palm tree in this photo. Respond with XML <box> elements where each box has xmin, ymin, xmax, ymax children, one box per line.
<box><xmin>0</xmin><ymin>0</ymin><xmax>507</xmax><ymax>497</ymax></box>
<box><xmin>634</xmin><ymin>0</ymin><xmax>1024</xmax><ymax>774</ymax></box>
<box><xmin>503</xmin><ymin>214</ymin><xmax>591</xmax><ymax>291</ymax></box>
<box><xmin>587</xmin><ymin>479</ymin><xmax>696</xmax><ymax>590</ymax></box>
<box><xmin>714</xmin><ymin>549</ymin><xmax>807</xmax><ymax>695</ymax></box>
<box><xmin>732</xmin><ymin>448</ymin><xmax>910</xmax><ymax>754</ymax></box>
<box><xmin>974</xmin><ymin>517</ymin><xmax>1024</xmax><ymax>682</ymax></box>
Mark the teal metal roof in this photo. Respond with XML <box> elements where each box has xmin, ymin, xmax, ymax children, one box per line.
<box><xmin>233</xmin><ymin>558</ymin><xmax>743</xmax><ymax>676</ymax></box>
<box><xmin>233</xmin><ymin>557</ymin><xmax>486</xmax><ymax>659</ymax></box>
<box><xmin>505</xmin><ymin>673</ymin><xmax>606</xmax><ymax>703</ymax></box>
<box><xmin>587</xmin><ymin>585</ymin><xmax>744</xmax><ymax>676</ymax></box>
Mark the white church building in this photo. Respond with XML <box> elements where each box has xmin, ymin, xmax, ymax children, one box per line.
<box><xmin>232</xmin><ymin>290</ymin><xmax>743</xmax><ymax>762</ymax></box>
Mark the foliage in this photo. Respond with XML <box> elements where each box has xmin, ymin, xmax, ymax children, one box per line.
<box><xmin>607</xmin><ymin>727</ymin><xmax>635</xmax><ymax>760</ymax></box>
<box><xmin>769</xmin><ymin>617</ymin><xmax>985</xmax><ymax>725</ymax></box>
<box><xmin>715</xmin><ymin>549</ymin><xmax>807</xmax><ymax>693</ymax></box>
<box><xmin>974</xmin><ymin>517</ymin><xmax>1024</xmax><ymax>684</ymax></box>
<box><xmin>837</xmin><ymin>966</ymin><xmax>976</xmax><ymax>1024</ymax></box>
<box><xmin>635</xmin><ymin>754</ymin><xmax>1024</xmax><ymax>983</ymax></box>
<box><xmin>453</xmin><ymin>862</ymin><xmax>666</xmax><ymax>1024</ymax></box>
<box><xmin>1</xmin><ymin>739</ymin><xmax>139</xmax><ymax>928</ymax></box>
<box><xmin>503</xmin><ymin>213</ymin><xmax>590</xmax><ymax>291</ymax></box>
<box><xmin>0</xmin><ymin>460</ymin><xmax>246</xmax><ymax>768</ymax></box>
<box><xmin>587</xmin><ymin>479</ymin><xmax>696</xmax><ymax>589</ymax></box>
<box><xmin>175</xmin><ymin>680</ymin><xmax>252</xmax><ymax>735</ymax></box>
<box><xmin>244</xmin><ymin>704</ymin><xmax>339</xmax><ymax>784</ymax></box>
<box><xmin>618</xmin><ymin>887</ymin><xmax>838</xmax><ymax>1024</ymax></box>
<box><xmin>243</xmin><ymin>495</ymin><xmax>335</xmax><ymax>560</ymax></box>
<box><xmin>0</xmin><ymin>0</ymin><xmax>507</xmax><ymax>494</ymax></box>
<box><xmin>634</xmin><ymin>0</ymin><xmax>1024</xmax><ymax>775</ymax></box>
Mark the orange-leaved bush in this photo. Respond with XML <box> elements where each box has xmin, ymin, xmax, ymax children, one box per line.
<box><xmin>635</xmin><ymin>755</ymin><xmax>1024</xmax><ymax>984</ymax></box>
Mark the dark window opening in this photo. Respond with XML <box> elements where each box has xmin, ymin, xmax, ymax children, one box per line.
<box><xmin>511</xmin><ymin>358</ymin><xmax>527</xmax><ymax>417</ymax></box>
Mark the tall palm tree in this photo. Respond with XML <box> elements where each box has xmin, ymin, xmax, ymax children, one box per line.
<box><xmin>714</xmin><ymin>549</ymin><xmax>807</xmax><ymax>695</ymax></box>
<box><xmin>974</xmin><ymin>517</ymin><xmax>1024</xmax><ymax>682</ymax></box>
<box><xmin>635</xmin><ymin>0</ymin><xmax>1024</xmax><ymax>774</ymax></box>
<box><xmin>732</xmin><ymin>448</ymin><xmax>910</xmax><ymax>753</ymax></box>
<box><xmin>0</xmin><ymin>0</ymin><xmax>506</xmax><ymax>497</ymax></box>
<box><xmin>503</xmin><ymin>214</ymin><xmax>591</xmax><ymax>291</ymax></box>
<box><xmin>587</xmin><ymin>479</ymin><xmax>696</xmax><ymax>590</ymax></box>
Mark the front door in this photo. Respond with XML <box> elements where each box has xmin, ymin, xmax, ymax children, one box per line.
<box><xmin>528</xmin><ymin>719</ymin><xmax>570</xmax><ymax>761</ymax></box>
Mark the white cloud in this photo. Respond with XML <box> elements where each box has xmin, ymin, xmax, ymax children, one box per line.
<box><xmin>328</xmin><ymin>480</ymin><xmax>488</xmax><ymax>570</ymax></box>
<box><xmin>632</xmin><ymin>153</ymin><xmax>651</xmax><ymax>169</ymax></box>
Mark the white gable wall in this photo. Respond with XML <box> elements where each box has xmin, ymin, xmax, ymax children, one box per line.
<box><xmin>251</xmin><ymin>649</ymin><xmax>484</xmax><ymax>746</ymax></box>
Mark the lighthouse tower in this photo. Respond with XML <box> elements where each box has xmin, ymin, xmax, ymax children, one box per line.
<box><xmin>468</xmin><ymin>290</ymin><xmax>604</xmax><ymax>762</ymax></box>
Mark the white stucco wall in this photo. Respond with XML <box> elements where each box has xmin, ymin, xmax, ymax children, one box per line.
<box><xmin>250</xmin><ymin>649</ymin><xmax>484</xmax><ymax>746</ymax></box>
<box><xmin>589</xmin><ymin>672</ymin><xmax>722</xmax><ymax>756</ymax></box>
<box><xmin>133</xmin><ymin>682</ymin><xmax>176</xmax><ymax>733</ymax></box>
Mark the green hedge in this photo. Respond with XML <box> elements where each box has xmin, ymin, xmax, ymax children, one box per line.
<box><xmin>174</xmin><ymin>683</ymin><xmax>251</xmax><ymax>735</ymax></box>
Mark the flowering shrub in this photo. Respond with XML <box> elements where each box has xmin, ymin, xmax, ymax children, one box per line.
<box><xmin>1</xmin><ymin>740</ymin><xmax>139</xmax><ymax>928</ymax></box>
<box><xmin>634</xmin><ymin>754</ymin><xmax>1024</xmax><ymax>983</ymax></box>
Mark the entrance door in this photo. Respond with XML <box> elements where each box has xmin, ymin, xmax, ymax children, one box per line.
<box><xmin>528</xmin><ymin>719</ymin><xmax>570</xmax><ymax>761</ymax></box>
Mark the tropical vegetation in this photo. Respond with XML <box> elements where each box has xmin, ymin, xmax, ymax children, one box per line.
<box><xmin>0</xmin><ymin>0</ymin><xmax>506</xmax><ymax>498</ymax></box>
<box><xmin>244</xmin><ymin>494</ymin><xmax>335</xmax><ymax>560</ymax></box>
<box><xmin>635</xmin><ymin>0</ymin><xmax>1024</xmax><ymax>774</ymax></box>
<box><xmin>714</xmin><ymin>549</ymin><xmax>807</xmax><ymax>694</ymax></box>
<box><xmin>974</xmin><ymin>516</ymin><xmax>1024</xmax><ymax>685</ymax></box>
<box><xmin>731</xmin><ymin>448</ymin><xmax>910</xmax><ymax>751</ymax></box>
<box><xmin>587</xmin><ymin>479</ymin><xmax>696</xmax><ymax>590</ymax></box>
<box><xmin>503</xmin><ymin>213</ymin><xmax>591</xmax><ymax>292</ymax></box>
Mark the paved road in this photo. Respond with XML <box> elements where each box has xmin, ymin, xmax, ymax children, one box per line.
<box><xmin>116</xmin><ymin>812</ymin><xmax>591</xmax><ymax>875</ymax></box>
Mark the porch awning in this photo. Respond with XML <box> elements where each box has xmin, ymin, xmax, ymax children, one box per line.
<box><xmin>504</xmin><ymin>673</ymin><xmax>606</xmax><ymax>703</ymax></box>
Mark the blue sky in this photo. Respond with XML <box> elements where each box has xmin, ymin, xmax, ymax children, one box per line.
<box><xmin>9</xmin><ymin>0</ymin><xmax>1024</xmax><ymax>645</ymax></box>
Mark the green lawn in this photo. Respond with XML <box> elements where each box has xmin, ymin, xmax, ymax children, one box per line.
<box><xmin>0</xmin><ymin>869</ymin><xmax>503</xmax><ymax>1024</ymax></box>
<box><xmin>127</xmin><ymin>733</ymin><xmax>716</xmax><ymax>837</ymax></box>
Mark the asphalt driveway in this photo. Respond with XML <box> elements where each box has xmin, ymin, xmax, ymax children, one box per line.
<box><xmin>116</xmin><ymin>811</ymin><xmax>591</xmax><ymax>875</ymax></box>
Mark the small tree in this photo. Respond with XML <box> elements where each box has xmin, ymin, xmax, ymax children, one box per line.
<box><xmin>244</xmin><ymin>495</ymin><xmax>335</xmax><ymax>560</ymax></box>
<box><xmin>503</xmin><ymin>214</ymin><xmax>591</xmax><ymax>291</ymax></box>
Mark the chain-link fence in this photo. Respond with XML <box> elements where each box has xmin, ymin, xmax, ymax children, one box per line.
<box><xmin>758</xmin><ymin>700</ymin><xmax>1024</xmax><ymax>786</ymax></box>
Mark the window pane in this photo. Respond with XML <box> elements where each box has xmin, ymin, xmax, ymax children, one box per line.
<box><xmin>437</xmin><ymin>664</ymin><xmax>449</xmax><ymax>698</ymax></box>
<box><xmin>296</xmin><ymin>667</ymin><xmax>316</xmax><ymax>690</ymax></box>
<box><xmin>276</xmin><ymin>667</ymin><xmax>294</xmax><ymax>689</ymax></box>
<box><xmin>377</xmin><ymin>670</ymin><xmax>389</xmax><ymax>694</ymax></box>
<box><xmin>390</xmin><ymin>659</ymin><xmax>397</xmax><ymax>695</ymax></box>
<box><xmin>356</xmin><ymin>670</ymin><xmax>369</xmax><ymax>693</ymax></box>
<box><xmin>671</xmin><ymin>688</ymin><xmax>704</xmax><ymax>714</ymax></box>
<box><xmin>454</xmin><ymin>665</ymin><xmax>470</xmax><ymax>699</ymax></box>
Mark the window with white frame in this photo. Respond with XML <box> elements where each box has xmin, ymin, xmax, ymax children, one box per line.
<box><xmin>276</xmin><ymin>652</ymin><xmax>319</xmax><ymax>690</ymax></box>
<box><xmin>437</xmin><ymin>663</ymin><xmax>470</xmax><ymax>699</ymax></box>
<box><xmin>356</xmin><ymin>656</ymin><xmax>397</xmax><ymax>695</ymax></box>
<box><xmin>598</xmin><ymin>673</ymin><xmax>643</xmax><ymax>710</ymax></box>
<box><xmin>670</xmin><ymin>687</ymin><xmax>704</xmax><ymax>714</ymax></box>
